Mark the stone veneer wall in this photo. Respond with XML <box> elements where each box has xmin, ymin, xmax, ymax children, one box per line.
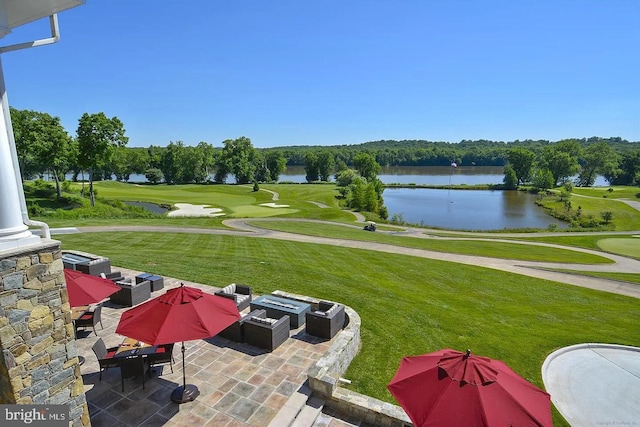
<box><xmin>0</xmin><ymin>241</ymin><xmax>90</xmax><ymax>426</ymax></box>
<box><xmin>272</xmin><ymin>290</ymin><xmax>412</xmax><ymax>427</ymax></box>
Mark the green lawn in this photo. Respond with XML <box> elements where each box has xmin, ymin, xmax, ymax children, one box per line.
<box><xmin>56</xmin><ymin>231</ymin><xmax>640</xmax><ymax>426</ymax></box>
<box><xmin>247</xmin><ymin>220</ymin><xmax>614</xmax><ymax>264</ymax></box>
<box><xmin>501</xmin><ymin>235</ymin><xmax>640</xmax><ymax>260</ymax></box>
<box><xmin>541</xmin><ymin>189</ymin><xmax>640</xmax><ymax>230</ymax></box>
<box><xmin>572</xmin><ymin>186</ymin><xmax>640</xmax><ymax>200</ymax></box>
<box><xmin>543</xmin><ymin>269</ymin><xmax>640</xmax><ymax>285</ymax></box>
<box><xmin>64</xmin><ymin>181</ymin><xmax>356</xmax><ymax>223</ymax></box>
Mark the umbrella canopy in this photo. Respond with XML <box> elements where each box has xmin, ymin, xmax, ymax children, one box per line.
<box><xmin>387</xmin><ymin>349</ymin><xmax>553</xmax><ymax>427</ymax></box>
<box><xmin>64</xmin><ymin>268</ymin><xmax>121</xmax><ymax>307</ymax></box>
<box><xmin>115</xmin><ymin>284</ymin><xmax>240</xmax><ymax>345</ymax></box>
<box><xmin>115</xmin><ymin>284</ymin><xmax>240</xmax><ymax>403</ymax></box>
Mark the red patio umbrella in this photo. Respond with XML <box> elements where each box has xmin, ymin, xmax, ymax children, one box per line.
<box><xmin>64</xmin><ymin>268</ymin><xmax>121</xmax><ymax>307</ymax></box>
<box><xmin>387</xmin><ymin>349</ymin><xmax>553</xmax><ymax>427</ymax></box>
<box><xmin>115</xmin><ymin>283</ymin><xmax>240</xmax><ymax>403</ymax></box>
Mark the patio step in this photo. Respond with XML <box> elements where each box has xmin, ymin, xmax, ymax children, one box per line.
<box><xmin>267</xmin><ymin>383</ymin><xmax>324</xmax><ymax>427</ymax></box>
<box><xmin>291</xmin><ymin>395</ymin><xmax>325</xmax><ymax>427</ymax></box>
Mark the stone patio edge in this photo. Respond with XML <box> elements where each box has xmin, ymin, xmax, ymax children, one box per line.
<box><xmin>272</xmin><ymin>290</ymin><xmax>412</xmax><ymax>427</ymax></box>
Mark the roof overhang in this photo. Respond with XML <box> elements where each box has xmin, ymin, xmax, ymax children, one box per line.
<box><xmin>0</xmin><ymin>0</ymin><xmax>85</xmax><ymax>38</ymax></box>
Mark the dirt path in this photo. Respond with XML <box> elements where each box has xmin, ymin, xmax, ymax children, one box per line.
<box><xmin>73</xmin><ymin>220</ymin><xmax>640</xmax><ymax>299</ymax></box>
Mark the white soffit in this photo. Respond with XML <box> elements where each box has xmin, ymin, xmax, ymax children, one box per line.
<box><xmin>0</xmin><ymin>0</ymin><xmax>85</xmax><ymax>38</ymax></box>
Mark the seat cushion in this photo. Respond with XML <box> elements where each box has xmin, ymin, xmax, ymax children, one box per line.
<box><xmin>221</xmin><ymin>283</ymin><xmax>236</xmax><ymax>294</ymax></box>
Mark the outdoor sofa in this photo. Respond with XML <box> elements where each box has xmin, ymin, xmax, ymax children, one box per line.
<box><xmin>305</xmin><ymin>301</ymin><xmax>346</xmax><ymax>339</ymax></box>
<box><xmin>243</xmin><ymin>311</ymin><xmax>289</xmax><ymax>351</ymax></box>
<box><xmin>218</xmin><ymin>309</ymin><xmax>266</xmax><ymax>342</ymax></box>
<box><xmin>75</xmin><ymin>258</ymin><xmax>112</xmax><ymax>277</ymax></box>
<box><xmin>214</xmin><ymin>283</ymin><xmax>253</xmax><ymax>311</ymax></box>
<box><xmin>110</xmin><ymin>279</ymin><xmax>151</xmax><ymax>307</ymax></box>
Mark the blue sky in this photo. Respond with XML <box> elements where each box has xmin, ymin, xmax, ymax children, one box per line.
<box><xmin>2</xmin><ymin>1</ymin><xmax>638</xmax><ymax>148</ymax></box>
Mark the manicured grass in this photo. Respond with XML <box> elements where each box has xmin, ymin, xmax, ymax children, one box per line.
<box><xmin>572</xmin><ymin>186</ymin><xmax>640</xmax><ymax>200</ymax></box>
<box><xmin>540</xmin><ymin>191</ymin><xmax>640</xmax><ymax>230</ymax></box>
<box><xmin>247</xmin><ymin>220</ymin><xmax>614</xmax><ymax>264</ymax></box>
<box><xmin>66</xmin><ymin>181</ymin><xmax>356</xmax><ymax>223</ymax></box>
<box><xmin>597</xmin><ymin>238</ymin><xmax>640</xmax><ymax>258</ymax></box>
<box><xmin>38</xmin><ymin>217</ymin><xmax>235</xmax><ymax>229</ymax></box>
<box><xmin>543</xmin><ymin>269</ymin><xmax>640</xmax><ymax>285</ymax></box>
<box><xmin>504</xmin><ymin>235</ymin><xmax>640</xmax><ymax>260</ymax></box>
<box><xmin>56</xmin><ymin>231</ymin><xmax>640</xmax><ymax>427</ymax></box>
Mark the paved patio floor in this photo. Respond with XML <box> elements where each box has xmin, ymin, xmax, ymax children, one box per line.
<box><xmin>74</xmin><ymin>270</ymin><xmax>358</xmax><ymax>427</ymax></box>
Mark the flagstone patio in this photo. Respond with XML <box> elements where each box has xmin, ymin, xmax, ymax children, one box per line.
<box><xmin>74</xmin><ymin>270</ymin><xmax>367</xmax><ymax>427</ymax></box>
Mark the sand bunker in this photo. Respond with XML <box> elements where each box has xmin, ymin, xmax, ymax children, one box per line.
<box><xmin>168</xmin><ymin>203</ymin><xmax>225</xmax><ymax>217</ymax></box>
<box><xmin>259</xmin><ymin>202</ymin><xmax>290</xmax><ymax>208</ymax></box>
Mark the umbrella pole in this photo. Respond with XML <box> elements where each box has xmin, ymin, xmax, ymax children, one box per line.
<box><xmin>170</xmin><ymin>341</ymin><xmax>200</xmax><ymax>404</ymax></box>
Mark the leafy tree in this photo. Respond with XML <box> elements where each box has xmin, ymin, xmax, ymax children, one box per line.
<box><xmin>606</xmin><ymin>150</ymin><xmax>640</xmax><ymax>185</ymax></box>
<box><xmin>334</xmin><ymin>159</ymin><xmax>348</xmax><ymax>177</ymax></box>
<box><xmin>253</xmin><ymin>151</ymin><xmax>270</xmax><ymax>183</ymax></box>
<box><xmin>147</xmin><ymin>145</ymin><xmax>164</xmax><ymax>169</ymax></box>
<box><xmin>76</xmin><ymin>112</ymin><xmax>128</xmax><ymax>205</ymax></box>
<box><xmin>539</xmin><ymin>145</ymin><xmax>581</xmax><ymax>186</ymax></box>
<box><xmin>317</xmin><ymin>151</ymin><xmax>335</xmax><ymax>181</ymax></box>
<box><xmin>577</xmin><ymin>142</ymin><xmax>618</xmax><ymax>187</ymax></box>
<box><xmin>265</xmin><ymin>150</ymin><xmax>287</xmax><ymax>182</ymax></box>
<box><xmin>10</xmin><ymin>108</ymin><xmax>42</xmax><ymax>180</ymax></box>
<box><xmin>353</xmin><ymin>152</ymin><xmax>381</xmax><ymax>181</ymax></box>
<box><xmin>601</xmin><ymin>211</ymin><xmax>613</xmax><ymax>224</ymax></box>
<box><xmin>335</xmin><ymin>169</ymin><xmax>358</xmax><ymax>187</ymax></box>
<box><xmin>347</xmin><ymin>176</ymin><xmax>367</xmax><ymax>210</ymax></box>
<box><xmin>111</xmin><ymin>147</ymin><xmax>136</xmax><ymax>182</ymax></box>
<box><xmin>128</xmin><ymin>148</ymin><xmax>150</xmax><ymax>175</ymax></box>
<box><xmin>196</xmin><ymin>141</ymin><xmax>216</xmax><ymax>180</ymax></box>
<box><xmin>503</xmin><ymin>164</ymin><xmax>518</xmax><ymax>189</ymax></box>
<box><xmin>304</xmin><ymin>152</ymin><xmax>319</xmax><ymax>182</ymax></box>
<box><xmin>507</xmin><ymin>147</ymin><xmax>536</xmax><ymax>185</ymax></box>
<box><xmin>559</xmin><ymin>181</ymin><xmax>573</xmax><ymax>200</ymax></box>
<box><xmin>145</xmin><ymin>168</ymin><xmax>163</xmax><ymax>184</ymax></box>
<box><xmin>160</xmin><ymin>141</ymin><xmax>184</xmax><ymax>184</ymax></box>
<box><xmin>364</xmin><ymin>182</ymin><xmax>379</xmax><ymax>212</ymax></box>
<box><xmin>532</xmin><ymin>168</ymin><xmax>555</xmax><ymax>190</ymax></box>
<box><xmin>10</xmin><ymin>108</ymin><xmax>72</xmax><ymax>197</ymax></box>
<box><xmin>219</xmin><ymin>137</ymin><xmax>256</xmax><ymax>184</ymax></box>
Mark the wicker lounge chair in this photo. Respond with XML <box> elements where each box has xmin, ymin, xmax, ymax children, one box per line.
<box><xmin>219</xmin><ymin>309</ymin><xmax>266</xmax><ymax>342</ymax></box>
<box><xmin>214</xmin><ymin>283</ymin><xmax>252</xmax><ymax>311</ymax></box>
<box><xmin>305</xmin><ymin>301</ymin><xmax>346</xmax><ymax>339</ymax></box>
<box><xmin>243</xmin><ymin>312</ymin><xmax>289</xmax><ymax>351</ymax></box>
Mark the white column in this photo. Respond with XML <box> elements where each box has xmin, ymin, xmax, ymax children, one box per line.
<box><xmin>0</xmin><ymin>56</ymin><xmax>38</xmax><ymax>250</ymax></box>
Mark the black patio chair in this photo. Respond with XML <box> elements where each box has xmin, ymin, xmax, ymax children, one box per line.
<box><xmin>117</xmin><ymin>356</ymin><xmax>150</xmax><ymax>392</ymax></box>
<box><xmin>147</xmin><ymin>343</ymin><xmax>175</xmax><ymax>374</ymax></box>
<box><xmin>91</xmin><ymin>337</ymin><xmax>119</xmax><ymax>381</ymax></box>
<box><xmin>75</xmin><ymin>304</ymin><xmax>104</xmax><ymax>336</ymax></box>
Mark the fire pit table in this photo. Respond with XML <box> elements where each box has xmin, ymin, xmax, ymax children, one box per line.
<box><xmin>250</xmin><ymin>295</ymin><xmax>311</xmax><ymax>329</ymax></box>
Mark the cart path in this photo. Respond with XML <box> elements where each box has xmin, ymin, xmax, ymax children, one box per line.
<box><xmin>72</xmin><ymin>220</ymin><xmax>640</xmax><ymax>299</ymax></box>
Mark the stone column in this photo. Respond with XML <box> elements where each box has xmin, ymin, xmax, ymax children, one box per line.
<box><xmin>0</xmin><ymin>241</ymin><xmax>90</xmax><ymax>426</ymax></box>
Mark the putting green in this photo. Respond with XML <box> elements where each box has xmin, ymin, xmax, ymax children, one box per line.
<box><xmin>596</xmin><ymin>238</ymin><xmax>640</xmax><ymax>258</ymax></box>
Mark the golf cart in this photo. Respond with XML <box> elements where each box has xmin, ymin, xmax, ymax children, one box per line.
<box><xmin>363</xmin><ymin>221</ymin><xmax>376</xmax><ymax>232</ymax></box>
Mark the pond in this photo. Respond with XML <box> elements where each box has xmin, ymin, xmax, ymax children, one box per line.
<box><xmin>382</xmin><ymin>188</ymin><xmax>566</xmax><ymax>230</ymax></box>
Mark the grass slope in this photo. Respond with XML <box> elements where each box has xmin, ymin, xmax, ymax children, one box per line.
<box><xmin>56</xmin><ymin>232</ymin><xmax>640</xmax><ymax>426</ymax></box>
<box><xmin>248</xmin><ymin>220</ymin><xmax>613</xmax><ymax>264</ymax></box>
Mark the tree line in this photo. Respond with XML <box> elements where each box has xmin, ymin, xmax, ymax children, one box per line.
<box><xmin>12</xmin><ymin>107</ymin><xmax>640</xmax><ymax>197</ymax></box>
